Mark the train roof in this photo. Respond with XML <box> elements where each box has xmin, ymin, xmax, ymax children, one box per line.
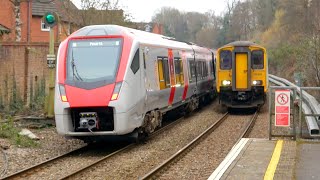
<box><xmin>222</xmin><ymin>41</ymin><xmax>259</xmax><ymax>47</ymax></box>
<box><xmin>69</xmin><ymin>25</ymin><xmax>212</xmax><ymax>52</ymax></box>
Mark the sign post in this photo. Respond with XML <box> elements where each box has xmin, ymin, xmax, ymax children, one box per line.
<box><xmin>275</xmin><ymin>90</ymin><xmax>290</xmax><ymax>126</ymax></box>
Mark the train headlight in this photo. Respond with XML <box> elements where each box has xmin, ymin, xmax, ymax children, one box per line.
<box><xmin>59</xmin><ymin>84</ymin><xmax>68</xmax><ymax>102</ymax></box>
<box><xmin>222</xmin><ymin>80</ymin><xmax>231</xmax><ymax>86</ymax></box>
<box><xmin>111</xmin><ymin>81</ymin><xmax>122</xmax><ymax>101</ymax></box>
<box><xmin>252</xmin><ymin>80</ymin><xmax>262</xmax><ymax>85</ymax></box>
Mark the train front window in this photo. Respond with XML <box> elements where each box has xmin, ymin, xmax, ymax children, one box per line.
<box><xmin>67</xmin><ymin>38</ymin><xmax>122</xmax><ymax>83</ymax></box>
<box><xmin>252</xmin><ymin>50</ymin><xmax>264</xmax><ymax>69</ymax></box>
<box><xmin>220</xmin><ymin>50</ymin><xmax>232</xmax><ymax>70</ymax></box>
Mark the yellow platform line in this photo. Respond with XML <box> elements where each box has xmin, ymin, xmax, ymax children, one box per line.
<box><xmin>264</xmin><ymin>140</ymin><xmax>284</xmax><ymax>180</ymax></box>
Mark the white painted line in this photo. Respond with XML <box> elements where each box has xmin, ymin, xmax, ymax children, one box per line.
<box><xmin>208</xmin><ymin>138</ymin><xmax>250</xmax><ymax>180</ymax></box>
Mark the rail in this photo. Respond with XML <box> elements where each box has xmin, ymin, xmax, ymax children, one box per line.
<box><xmin>140</xmin><ymin>111</ymin><xmax>259</xmax><ymax>179</ymax></box>
<box><xmin>269</xmin><ymin>74</ymin><xmax>320</xmax><ymax>137</ymax></box>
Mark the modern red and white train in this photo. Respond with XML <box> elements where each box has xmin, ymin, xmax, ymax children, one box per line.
<box><xmin>54</xmin><ymin>25</ymin><xmax>216</xmax><ymax>142</ymax></box>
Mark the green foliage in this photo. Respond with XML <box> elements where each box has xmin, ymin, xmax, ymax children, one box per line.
<box><xmin>268</xmin><ymin>43</ymin><xmax>296</xmax><ymax>67</ymax></box>
<box><xmin>30</xmin><ymin>78</ymin><xmax>46</xmax><ymax>111</ymax></box>
<box><xmin>9</xmin><ymin>76</ymin><xmax>23</xmax><ymax>115</ymax></box>
<box><xmin>0</xmin><ymin>117</ymin><xmax>38</xmax><ymax>148</ymax></box>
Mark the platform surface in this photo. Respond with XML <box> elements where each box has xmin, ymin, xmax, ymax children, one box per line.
<box><xmin>209</xmin><ymin>138</ymin><xmax>319</xmax><ymax>180</ymax></box>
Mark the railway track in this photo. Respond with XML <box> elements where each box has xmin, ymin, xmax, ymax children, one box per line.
<box><xmin>1</xmin><ymin>113</ymin><xmax>185</xmax><ymax>180</ymax></box>
<box><xmin>140</xmin><ymin>108</ymin><xmax>260</xmax><ymax>179</ymax></box>
<box><xmin>1</xmin><ymin>145</ymin><xmax>89</xmax><ymax>180</ymax></box>
<box><xmin>59</xmin><ymin>115</ymin><xmax>185</xmax><ymax>180</ymax></box>
<box><xmin>1</xmin><ymin>142</ymin><xmax>133</xmax><ymax>180</ymax></box>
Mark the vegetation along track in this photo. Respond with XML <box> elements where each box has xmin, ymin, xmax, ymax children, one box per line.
<box><xmin>141</xmin><ymin>108</ymin><xmax>260</xmax><ymax>180</ymax></box>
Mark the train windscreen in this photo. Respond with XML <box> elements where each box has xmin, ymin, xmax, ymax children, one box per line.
<box><xmin>66</xmin><ymin>38</ymin><xmax>122</xmax><ymax>86</ymax></box>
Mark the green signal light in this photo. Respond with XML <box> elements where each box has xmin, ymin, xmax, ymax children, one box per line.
<box><xmin>43</xmin><ymin>12</ymin><xmax>58</xmax><ymax>28</ymax></box>
<box><xmin>45</xmin><ymin>14</ymin><xmax>55</xmax><ymax>24</ymax></box>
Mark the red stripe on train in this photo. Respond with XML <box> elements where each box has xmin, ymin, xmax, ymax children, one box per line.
<box><xmin>168</xmin><ymin>49</ymin><xmax>175</xmax><ymax>105</ymax></box>
<box><xmin>182</xmin><ymin>84</ymin><xmax>188</xmax><ymax>100</ymax></box>
<box><xmin>182</xmin><ymin>50</ymin><xmax>189</xmax><ymax>100</ymax></box>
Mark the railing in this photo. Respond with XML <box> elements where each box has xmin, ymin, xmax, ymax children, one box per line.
<box><xmin>269</xmin><ymin>74</ymin><xmax>320</xmax><ymax>137</ymax></box>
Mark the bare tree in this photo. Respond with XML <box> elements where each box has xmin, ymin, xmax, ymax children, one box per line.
<box><xmin>76</xmin><ymin>0</ymin><xmax>131</xmax><ymax>26</ymax></box>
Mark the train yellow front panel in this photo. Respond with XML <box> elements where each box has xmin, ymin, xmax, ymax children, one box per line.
<box><xmin>235</xmin><ymin>53</ymin><xmax>248</xmax><ymax>89</ymax></box>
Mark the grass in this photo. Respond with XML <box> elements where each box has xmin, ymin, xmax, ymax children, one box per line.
<box><xmin>0</xmin><ymin>117</ymin><xmax>39</xmax><ymax>148</ymax></box>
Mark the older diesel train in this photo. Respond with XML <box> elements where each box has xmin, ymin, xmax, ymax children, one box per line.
<box><xmin>54</xmin><ymin>25</ymin><xmax>216</xmax><ymax>142</ymax></box>
<box><xmin>216</xmin><ymin>41</ymin><xmax>268</xmax><ymax>108</ymax></box>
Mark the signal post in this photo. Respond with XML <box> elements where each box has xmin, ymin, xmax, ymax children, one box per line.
<box><xmin>43</xmin><ymin>12</ymin><xmax>58</xmax><ymax>118</ymax></box>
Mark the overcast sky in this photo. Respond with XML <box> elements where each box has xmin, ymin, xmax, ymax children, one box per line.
<box><xmin>71</xmin><ymin>0</ymin><xmax>227</xmax><ymax>22</ymax></box>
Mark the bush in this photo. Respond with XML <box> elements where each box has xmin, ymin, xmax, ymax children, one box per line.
<box><xmin>0</xmin><ymin>117</ymin><xmax>39</xmax><ymax>148</ymax></box>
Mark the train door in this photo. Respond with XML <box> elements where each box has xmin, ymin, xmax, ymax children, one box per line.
<box><xmin>235</xmin><ymin>53</ymin><xmax>248</xmax><ymax>89</ymax></box>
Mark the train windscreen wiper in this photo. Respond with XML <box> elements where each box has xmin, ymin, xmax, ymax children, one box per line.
<box><xmin>71</xmin><ymin>50</ymin><xmax>83</xmax><ymax>81</ymax></box>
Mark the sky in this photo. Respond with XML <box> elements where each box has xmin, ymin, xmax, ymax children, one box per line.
<box><xmin>71</xmin><ymin>0</ymin><xmax>227</xmax><ymax>22</ymax></box>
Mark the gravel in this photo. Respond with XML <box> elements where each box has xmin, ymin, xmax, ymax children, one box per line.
<box><xmin>157</xmin><ymin>114</ymin><xmax>252</xmax><ymax>180</ymax></box>
<box><xmin>0</xmin><ymin>127</ymin><xmax>85</xmax><ymax>178</ymax></box>
<box><xmin>67</xmin><ymin>101</ymin><xmax>226</xmax><ymax>180</ymax></box>
<box><xmin>249</xmin><ymin>103</ymin><xmax>270</xmax><ymax>138</ymax></box>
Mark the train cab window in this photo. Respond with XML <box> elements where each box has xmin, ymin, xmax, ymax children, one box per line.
<box><xmin>130</xmin><ymin>49</ymin><xmax>140</xmax><ymax>74</ymax></box>
<box><xmin>252</xmin><ymin>50</ymin><xmax>264</xmax><ymax>69</ymax></box>
<box><xmin>174</xmin><ymin>58</ymin><xmax>184</xmax><ymax>86</ymax></box>
<box><xmin>220</xmin><ymin>50</ymin><xmax>232</xmax><ymax>70</ymax></box>
<box><xmin>157</xmin><ymin>57</ymin><xmax>170</xmax><ymax>89</ymax></box>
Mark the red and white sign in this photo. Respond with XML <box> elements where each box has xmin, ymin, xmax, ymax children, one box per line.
<box><xmin>275</xmin><ymin>90</ymin><xmax>290</xmax><ymax>127</ymax></box>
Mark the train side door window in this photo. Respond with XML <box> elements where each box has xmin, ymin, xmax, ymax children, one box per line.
<box><xmin>220</xmin><ymin>50</ymin><xmax>232</xmax><ymax>70</ymax></box>
<box><xmin>130</xmin><ymin>49</ymin><xmax>140</xmax><ymax>74</ymax></box>
<box><xmin>204</xmin><ymin>62</ymin><xmax>208</xmax><ymax>78</ymax></box>
<box><xmin>179</xmin><ymin>58</ymin><xmax>184</xmax><ymax>85</ymax></box>
<box><xmin>174</xmin><ymin>58</ymin><xmax>184</xmax><ymax>86</ymax></box>
<box><xmin>157</xmin><ymin>57</ymin><xmax>165</xmax><ymax>89</ymax></box>
<box><xmin>197</xmin><ymin>61</ymin><xmax>202</xmax><ymax>80</ymax></box>
<box><xmin>157</xmin><ymin>57</ymin><xmax>170</xmax><ymax>89</ymax></box>
<box><xmin>251</xmin><ymin>50</ymin><xmax>264</xmax><ymax>69</ymax></box>
<box><xmin>188</xmin><ymin>59</ymin><xmax>196</xmax><ymax>83</ymax></box>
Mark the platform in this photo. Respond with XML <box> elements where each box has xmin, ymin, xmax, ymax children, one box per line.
<box><xmin>208</xmin><ymin>138</ymin><xmax>320</xmax><ymax>180</ymax></box>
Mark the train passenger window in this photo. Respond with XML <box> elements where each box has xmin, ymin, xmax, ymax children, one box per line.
<box><xmin>220</xmin><ymin>50</ymin><xmax>232</xmax><ymax>70</ymax></box>
<box><xmin>252</xmin><ymin>50</ymin><xmax>264</xmax><ymax>69</ymax></box>
<box><xmin>157</xmin><ymin>57</ymin><xmax>170</xmax><ymax>89</ymax></box>
<box><xmin>130</xmin><ymin>49</ymin><xmax>140</xmax><ymax>74</ymax></box>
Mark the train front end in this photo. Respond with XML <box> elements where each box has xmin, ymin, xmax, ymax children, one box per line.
<box><xmin>216</xmin><ymin>41</ymin><xmax>268</xmax><ymax>108</ymax></box>
<box><xmin>54</xmin><ymin>26</ymin><xmax>139</xmax><ymax>140</ymax></box>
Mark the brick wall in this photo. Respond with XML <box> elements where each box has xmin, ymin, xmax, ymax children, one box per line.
<box><xmin>0</xmin><ymin>0</ymin><xmax>15</xmax><ymax>41</ymax></box>
<box><xmin>0</xmin><ymin>42</ymin><xmax>58</xmax><ymax>107</ymax></box>
<box><xmin>0</xmin><ymin>1</ymin><xmax>78</xmax><ymax>43</ymax></box>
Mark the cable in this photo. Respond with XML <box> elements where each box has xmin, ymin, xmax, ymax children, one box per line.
<box><xmin>0</xmin><ymin>148</ymin><xmax>8</xmax><ymax>177</ymax></box>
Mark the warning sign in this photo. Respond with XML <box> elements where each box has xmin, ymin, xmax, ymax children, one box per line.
<box><xmin>275</xmin><ymin>90</ymin><xmax>290</xmax><ymax>127</ymax></box>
